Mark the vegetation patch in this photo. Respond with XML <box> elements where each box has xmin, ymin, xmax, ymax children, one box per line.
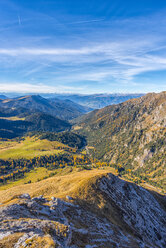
<box><xmin>39</xmin><ymin>131</ymin><xmax>86</xmax><ymax>149</ymax></box>
<box><xmin>0</xmin><ymin>233</ymin><xmax>24</xmax><ymax>248</ymax></box>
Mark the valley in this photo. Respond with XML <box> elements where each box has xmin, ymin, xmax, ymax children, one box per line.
<box><xmin>0</xmin><ymin>92</ymin><xmax>165</xmax><ymax>192</ymax></box>
<box><xmin>0</xmin><ymin>92</ymin><xmax>165</xmax><ymax>247</ymax></box>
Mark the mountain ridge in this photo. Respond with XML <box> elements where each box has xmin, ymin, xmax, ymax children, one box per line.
<box><xmin>0</xmin><ymin>112</ymin><xmax>70</xmax><ymax>139</ymax></box>
<box><xmin>0</xmin><ymin>95</ymin><xmax>90</xmax><ymax>138</ymax></box>
<box><xmin>0</xmin><ymin>95</ymin><xmax>91</xmax><ymax>121</ymax></box>
<box><xmin>48</xmin><ymin>93</ymin><xmax>144</xmax><ymax>109</ymax></box>
<box><xmin>74</xmin><ymin>91</ymin><xmax>166</xmax><ymax>190</ymax></box>
<box><xmin>0</xmin><ymin>169</ymin><xmax>165</xmax><ymax>247</ymax></box>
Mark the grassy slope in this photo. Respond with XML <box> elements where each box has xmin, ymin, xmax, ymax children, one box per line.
<box><xmin>0</xmin><ymin>166</ymin><xmax>165</xmax><ymax>244</ymax></box>
<box><xmin>0</xmin><ymin>167</ymin><xmax>54</xmax><ymax>190</ymax></box>
<box><xmin>0</xmin><ymin>167</ymin><xmax>165</xmax><ymax>248</ymax></box>
<box><xmin>0</xmin><ymin>168</ymin><xmax>117</xmax><ymax>204</ymax></box>
<box><xmin>0</xmin><ymin>134</ymin><xmax>164</xmax><ymax>194</ymax></box>
<box><xmin>0</xmin><ymin>136</ymin><xmax>69</xmax><ymax>160</ymax></box>
<box><xmin>0</xmin><ymin>167</ymin><xmax>164</xmax><ymax>206</ymax></box>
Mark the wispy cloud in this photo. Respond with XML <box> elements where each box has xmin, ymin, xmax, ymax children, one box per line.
<box><xmin>68</xmin><ymin>19</ymin><xmax>105</xmax><ymax>25</ymax></box>
<box><xmin>0</xmin><ymin>82</ymin><xmax>85</xmax><ymax>93</ymax></box>
<box><xmin>1</xmin><ymin>40</ymin><xmax>166</xmax><ymax>83</ymax></box>
<box><xmin>0</xmin><ymin>47</ymin><xmax>99</xmax><ymax>56</ymax></box>
<box><xmin>0</xmin><ymin>0</ymin><xmax>166</xmax><ymax>93</ymax></box>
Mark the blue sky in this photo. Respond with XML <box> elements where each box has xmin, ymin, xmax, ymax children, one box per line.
<box><xmin>0</xmin><ymin>0</ymin><xmax>166</xmax><ymax>94</ymax></box>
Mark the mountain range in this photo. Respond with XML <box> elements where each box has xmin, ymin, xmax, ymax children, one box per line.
<box><xmin>0</xmin><ymin>91</ymin><xmax>166</xmax><ymax>247</ymax></box>
<box><xmin>0</xmin><ymin>95</ymin><xmax>91</xmax><ymax>120</ymax></box>
<box><xmin>0</xmin><ymin>93</ymin><xmax>144</xmax><ymax>139</ymax></box>
<box><xmin>45</xmin><ymin>93</ymin><xmax>144</xmax><ymax>109</ymax></box>
<box><xmin>0</xmin><ymin>95</ymin><xmax>91</xmax><ymax>138</ymax></box>
<box><xmin>0</xmin><ymin>93</ymin><xmax>144</xmax><ymax>109</ymax></box>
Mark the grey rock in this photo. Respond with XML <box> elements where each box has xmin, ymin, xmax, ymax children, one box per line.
<box><xmin>0</xmin><ymin>174</ymin><xmax>165</xmax><ymax>248</ymax></box>
<box><xmin>32</xmin><ymin>195</ymin><xmax>46</xmax><ymax>203</ymax></box>
<box><xmin>19</xmin><ymin>193</ymin><xmax>31</xmax><ymax>199</ymax></box>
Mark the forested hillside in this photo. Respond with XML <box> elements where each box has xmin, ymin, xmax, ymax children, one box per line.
<box><xmin>0</xmin><ymin>95</ymin><xmax>91</xmax><ymax>138</ymax></box>
<box><xmin>74</xmin><ymin>91</ymin><xmax>166</xmax><ymax>190</ymax></box>
<box><xmin>0</xmin><ymin>95</ymin><xmax>90</xmax><ymax>120</ymax></box>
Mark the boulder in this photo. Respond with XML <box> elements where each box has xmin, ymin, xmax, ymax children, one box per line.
<box><xmin>19</xmin><ymin>193</ymin><xmax>31</xmax><ymax>199</ymax></box>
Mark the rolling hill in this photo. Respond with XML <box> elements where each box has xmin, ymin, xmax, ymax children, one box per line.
<box><xmin>0</xmin><ymin>95</ymin><xmax>91</xmax><ymax>120</ymax></box>
<box><xmin>0</xmin><ymin>132</ymin><xmax>90</xmax><ymax>188</ymax></box>
<box><xmin>74</xmin><ymin>91</ymin><xmax>166</xmax><ymax>190</ymax></box>
<box><xmin>49</xmin><ymin>98</ymin><xmax>92</xmax><ymax>119</ymax></box>
<box><xmin>0</xmin><ymin>132</ymin><xmax>85</xmax><ymax>160</ymax></box>
<box><xmin>0</xmin><ymin>95</ymin><xmax>91</xmax><ymax>138</ymax></box>
<box><xmin>0</xmin><ymin>112</ymin><xmax>70</xmax><ymax>139</ymax></box>
<box><xmin>0</xmin><ymin>106</ymin><xmax>33</xmax><ymax>118</ymax></box>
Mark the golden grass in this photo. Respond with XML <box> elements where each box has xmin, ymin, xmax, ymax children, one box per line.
<box><xmin>0</xmin><ymin>167</ymin><xmax>54</xmax><ymax>190</ymax></box>
<box><xmin>0</xmin><ymin>167</ymin><xmax>164</xmax><ymax>244</ymax></box>
<box><xmin>0</xmin><ymin>167</ymin><xmax>129</xmax><ymax>233</ymax></box>
<box><xmin>22</xmin><ymin>235</ymin><xmax>56</xmax><ymax>248</ymax></box>
<box><xmin>72</xmin><ymin>125</ymin><xmax>82</xmax><ymax>130</ymax></box>
<box><xmin>0</xmin><ymin>136</ymin><xmax>67</xmax><ymax>160</ymax></box>
<box><xmin>141</xmin><ymin>182</ymin><xmax>164</xmax><ymax>194</ymax></box>
<box><xmin>0</xmin><ymin>168</ymin><xmax>117</xmax><ymax>204</ymax></box>
<box><xmin>0</xmin><ymin>233</ymin><xmax>24</xmax><ymax>248</ymax></box>
<box><xmin>0</xmin><ymin>116</ymin><xmax>25</xmax><ymax>121</ymax></box>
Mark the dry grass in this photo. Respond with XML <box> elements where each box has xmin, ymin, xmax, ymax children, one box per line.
<box><xmin>0</xmin><ymin>168</ymin><xmax>116</xmax><ymax>204</ymax></box>
<box><xmin>0</xmin><ymin>167</ymin><xmax>54</xmax><ymax>190</ymax></box>
<box><xmin>21</xmin><ymin>235</ymin><xmax>56</xmax><ymax>248</ymax></box>
<box><xmin>0</xmin><ymin>116</ymin><xmax>25</xmax><ymax>121</ymax></box>
<box><xmin>0</xmin><ymin>233</ymin><xmax>24</xmax><ymax>248</ymax></box>
<box><xmin>72</xmin><ymin>125</ymin><xmax>82</xmax><ymax>130</ymax></box>
<box><xmin>0</xmin><ymin>167</ymin><xmax>165</xmax><ymax>246</ymax></box>
<box><xmin>0</xmin><ymin>166</ymin><xmax>135</xmax><ymax>236</ymax></box>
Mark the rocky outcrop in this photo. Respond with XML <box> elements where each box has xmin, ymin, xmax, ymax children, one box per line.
<box><xmin>0</xmin><ymin>195</ymin><xmax>71</xmax><ymax>247</ymax></box>
<box><xmin>99</xmin><ymin>174</ymin><xmax>166</xmax><ymax>248</ymax></box>
<box><xmin>0</xmin><ymin>174</ymin><xmax>165</xmax><ymax>247</ymax></box>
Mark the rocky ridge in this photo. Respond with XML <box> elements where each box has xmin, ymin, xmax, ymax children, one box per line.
<box><xmin>0</xmin><ymin>173</ymin><xmax>165</xmax><ymax>247</ymax></box>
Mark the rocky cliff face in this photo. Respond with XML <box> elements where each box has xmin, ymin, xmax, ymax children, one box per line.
<box><xmin>0</xmin><ymin>174</ymin><xmax>165</xmax><ymax>248</ymax></box>
<box><xmin>99</xmin><ymin>174</ymin><xmax>166</xmax><ymax>248</ymax></box>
